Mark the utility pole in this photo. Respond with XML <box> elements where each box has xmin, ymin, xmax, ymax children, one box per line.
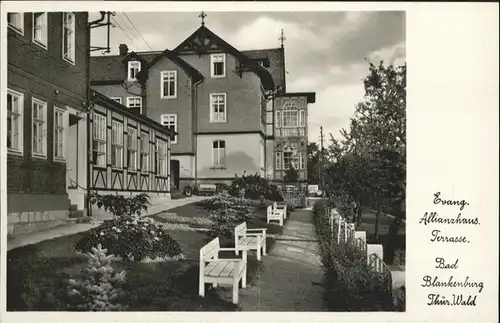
<box><xmin>318</xmin><ymin>126</ymin><xmax>326</xmax><ymax>191</ymax></box>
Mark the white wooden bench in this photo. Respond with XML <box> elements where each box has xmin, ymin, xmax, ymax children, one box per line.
<box><xmin>267</xmin><ymin>205</ymin><xmax>283</xmax><ymax>226</ymax></box>
<box><xmin>197</xmin><ymin>183</ymin><xmax>217</xmax><ymax>195</ymax></box>
<box><xmin>199</xmin><ymin>237</ymin><xmax>247</xmax><ymax>304</ymax></box>
<box><xmin>273</xmin><ymin>202</ymin><xmax>287</xmax><ymax>219</ymax></box>
<box><xmin>234</xmin><ymin>222</ymin><xmax>267</xmax><ymax>261</ymax></box>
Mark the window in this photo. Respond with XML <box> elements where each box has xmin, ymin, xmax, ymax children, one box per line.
<box><xmin>276</xmin><ymin>151</ymin><xmax>282</xmax><ymax>170</ymax></box>
<box><xmin>7</xmin><ymin>13</ymin><xmax>24</xmax><ymax>34</ymax></box>
<box><xmin>276</xmin><ymin>110</ymin><xmax>281</xmax><ymax>128</ymax></box>
<box><xmin>283</xmin><ymin>151</ymin><xmax>294</xmax><ymax>170</ymax></box>
<box><xmin>282</xmin><ymin>103</ymin><xmax>299</xmax><ymax>128</ymax></box>
<box><xmin>299</xmin><ymin>110</ymin><xmax>306</xmax><ymax>127</ymax></box>
<box><xmin>127</xmin><ymin>96</ymin><xmax>142</xmax><ymax>114</ymax></box>
<box><xmin>111</xmin><ymin>97</ymin><xmax>122</xmax><ymax>104</ymax></box>
<box><xmin>128</xmin><ymin>61</ymin><xmax>141</xmax><ymax>81</ymax></box>
<box><xmin>7</xmin><ymin>89</ymin><xmax>24</xmax><ymax>154</ymax></box>
<box><xmin>161</xmin><ymin>70</ymin><xmax>177</xmax><ymax>99</ymax></box>
<box><xmin>140</xmin><ymin>132</ymin><xmax>149</xmax><ymax>172</ymax></box>
<box><xmin>33</xmin><ymin>12</ymin><xmax>48</xmax><ymax>48</ymax></box>
<box><xmin>127</xmin><ymin>127</ymin><xmax>137</xmax><ymax>171</ymax></box>
<box><xmin>111</xmin><ymin>120</ymin><xmax>124</xmax><ymax>168</ymax></box>
<box><xmin>212</xmin><ymin>140</ymin><xmax>226</xmax><ymax>167</ymax></box>
<box><xmin>260</xmin><ymin>139</ymin><xmax>265</xmax><ymax>169</ymax></box>
<box><xmin>92</xmin><ymin>113</ymin><xmax>107</xmax><ymax>167</ymax></box>
<box><xmin>62</xmin><ymin>12</ymin><xmax>75</xmax><ymax>64</ymax></box>
<box><xmin>210</xmin><ymin>53</ymin><xmax>226</xmax><ymax>78</ymax></box>
<box><xmin>156</xmin><ymin>139</ymin><xmax>168</xmax><ymax>176</ymax></box>
<box><xmin>210</xmin><ymin>93</ymin><xmax>227</xmax><ymax>123</ymax></box>
<box><xmin>299</xmin><ymin>152</ymin><xmax>305</xmax><ymax>170</ymax></box>
<box><xmin>53</xmin><ymin>107</ymin><xmax>68</xmax><ymax>161</ymax></box>
<box><xmin>32</xmin><ymin>98</ymin><xmax>47</xmax><ymax>158</ymax></box>
<box><xmin>161</xmin><ymin>114</ymin><xmax>177</xmax><ymax>144</ymax></box>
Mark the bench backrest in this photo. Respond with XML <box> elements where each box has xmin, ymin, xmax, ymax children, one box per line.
<box><xmin>200</xmin><ymin>237</ymin><xmax>220</xmax><ymax>261</ymax></box>
<box><xmin>267</xmin><ymin>205</ymin><xmax>274</xmax><ymax>217</ymax></box>
<box><xmin>234</xmin><ymin>222</ymin><xmax>247</xmax><ymax>237</ymax></box>
<box><xmin>199</xmin><ymin>184</ymin><xmax>216</xmax><ymax>190</ymax></box>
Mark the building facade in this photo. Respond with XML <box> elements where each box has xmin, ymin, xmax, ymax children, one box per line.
<box><xmin>6</xmin><ymin>11</ymin><xmax>175</xmax><ymax>237</ymax></box>
<box><xmin>89</xmin><ymin>91</ymin><xmax>173</xmax><ymax>207</ymax></box>
<box><xmin>88</xmin><ymin>22</ymin><xmax>315</xmax><ymax>193</ymax></box>
<box><xmin>6</xmin><ymin>11</ymin><xmax>91</xmax><ymax>236</ymax></box>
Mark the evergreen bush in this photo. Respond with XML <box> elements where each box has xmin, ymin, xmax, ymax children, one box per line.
<box><xmin>228</xmin><ymin>173</ymin><xmax>283</xmax><ymax>201</ymax></box>
<box><xmin>67</xmin><ymin>244</ymin><xmax>127</xmax><ymax>311</ymax></box>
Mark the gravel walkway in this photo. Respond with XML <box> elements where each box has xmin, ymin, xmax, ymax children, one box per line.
<box><xmin>220</xmin><ymin>209</ymin><xmax>325</xmax><ymax>311</ymax></box>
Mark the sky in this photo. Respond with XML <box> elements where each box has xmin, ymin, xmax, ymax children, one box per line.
<box><xmin>90</xmin><ymin>11</ymin><xmax>406</xmax><ymax>146</ymax></box>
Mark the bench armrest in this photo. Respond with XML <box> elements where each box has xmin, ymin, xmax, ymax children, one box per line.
<box><xmin>219</xmin><ymin>247</ymin><xmax>237</xmax><ymax>251</ymax></box>
<box><xmin>246</xmin><ymin>228</ymin><xmax>267</xmax><ymax>232</ymax></box>
<box><xmin>242</xmin><ymin>233</ymin><xmax>264</xmax><ymax>237</ymax></box>
<box><xmin>207</xmin><ymin>258</ymin><xmax>243</xmax><ymax>263</ymax></box>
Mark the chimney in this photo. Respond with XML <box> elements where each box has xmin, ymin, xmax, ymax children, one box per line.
<box><xmin>119</xmin><ymin>44</ymin><xmax>128</xmax><ymax>56</ymax></box>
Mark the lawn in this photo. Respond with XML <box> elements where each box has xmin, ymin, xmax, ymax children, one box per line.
<box><xmin>7</xmin><ymin>201</ymin><xmax>283</xmax><ymax>311</ymax></box>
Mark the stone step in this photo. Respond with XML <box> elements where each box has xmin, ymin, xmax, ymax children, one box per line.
<box><xmin>76</xmin><ymin>216</ymin><xmax>92</xmax><ymax>224</ymax></box>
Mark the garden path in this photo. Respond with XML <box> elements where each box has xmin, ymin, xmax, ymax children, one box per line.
<box><xmin>219</xmin><ymin>209</ymin><xmax>326</xmax><ymax>311</ymax></box>
<box><xmin>7</xmin><ymin>195</ymin><xmax>210</xmax><ymax>251</ymax></box>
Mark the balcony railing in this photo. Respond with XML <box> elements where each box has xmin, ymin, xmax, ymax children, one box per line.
<box><xmin>276</xmin><ymin>127</ymin><xmax>306</xmax><ymax>137</ymax></box>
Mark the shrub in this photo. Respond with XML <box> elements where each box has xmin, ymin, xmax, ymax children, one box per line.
<box><xmin>393</xmin><ymin>285</ymin><xmax>406</xmax><ymax>311</ymax></box>
<box><xmin>197</xmin><ymin>192</ymin><xmax>254</xmax><ymax>238</ymax></box>
<box><xmin>283</xmin><ymin>166</ymin><xmax>299</xmax><ymax>183</ymax></box>
<box><xmin>79</xmin><ymin>193</ymin><xmax>183</xmax><ymax>261</ymax></box>
<box><xmin>67</xmin><ymin>244</ymin><xmax>127</xmax><ymax>311</ymax></box>
<box><xmin>89</xmin><ymin>192</ymin><xmax>151</xmax><ymax>218</ymax></box>
<box><xmin>312</xmin><ymin>201</ymin><xmax>394</xmax><ymax>311</ymax></box>
<box><xmin>228</xmin><ymin>173</ymin><xmax>283</xmax><ymax>201</ymax></box>
<box><xmin>75</xmin><ymin>216</ymin><xmax>183</xmax><ymax>262</ymax></box>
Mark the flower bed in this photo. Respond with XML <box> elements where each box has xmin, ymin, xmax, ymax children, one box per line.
<box><xmin>75</xmin><ymin>216</ymin><xmax>183</xmax><ymax>262</ymax></box>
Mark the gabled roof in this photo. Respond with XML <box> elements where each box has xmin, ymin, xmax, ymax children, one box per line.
<box><xmin>90</xmin><ymin>50</ymin><xmax>204</xmax><ymax>84</ymax></box>
<box><xmin>90</xmin><ymin>52</ymin><xmax>158</xmax><ymax>82</ymax></box>
<box><xmin>173</xmin><ymin>25</ymin><xmax>275</xmax><ymax>90</ymax></box>
<box><xmin>90</xmin><ymin>90</ymin><xmax>177</xmax><ymax>136</ymax></box>
<box><xmin>242</xmin><ymin>48</ymin><xmax>285</xmax><ymax>92</ymax></box>
<box><xmin>148</xmin><ymin>49</ymin><xmax>204</xmax><ymax>83</ymax></box>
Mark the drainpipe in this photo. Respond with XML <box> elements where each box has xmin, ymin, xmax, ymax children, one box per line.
<box><xmin>193</xmin><ymin>78</ymin><xmax>203</xmax><ymax>189</ymax></box>
<box><xmin>86</xmin><ymin>16</ymin><xmax>93</xmax><ymax>219</ymax></box>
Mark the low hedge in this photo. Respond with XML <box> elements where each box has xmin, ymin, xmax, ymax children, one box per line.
<box><xmin>312</xmin><ymin>200</ymin><xmax>394</xmax><ymax>311</ymax></box>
